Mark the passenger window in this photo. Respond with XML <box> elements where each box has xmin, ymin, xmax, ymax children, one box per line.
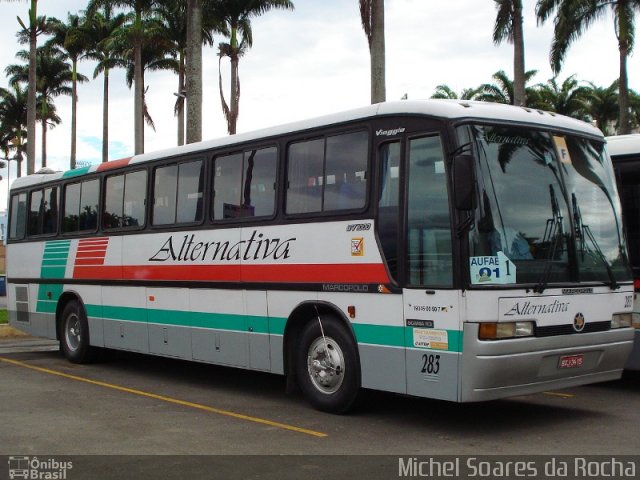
<box><xmin>324</xmin><ymin>132</ymin><xmax>368</xmax><ymax>210</ymax></box>
<box><xmin>28</xmin><ymin>187</ymin><xmax>59</xmax><ymax>236</ymax></box>
<box><xmin>104</xmin><ymin>170</ymin><xmax>147</xmax><ymax>229</ymax></box>
<box><xmin>63</xmin><ymin>179</ymin><xmax>99</xmax><ymax>233</ymax></box>
<box><xmin>213</xmin><ymin>152</ymin><xmax>243</xmax><ymax>219</ymax></box>
<box><xmin>42</xmin><ymin>187</ymin><xmax>59</xmax><ymax>235</ymax></box>
<box><xmin>28</xmin><ymin>190</ymin><xmax>43</xmax><ymax>236</ymax></box>
<box><xmin>9</xmin><ymin>192</ymin><xmax>27</xmax><ymax>240</ymax></box>
<box><xmin>153</xmin><ymin>159</ymin><xmax>203</xmax><ymax>225</ymax></box>
<box><xmin>212</xmin><ymin>147</ymin><xmax>277</xmax><ymax>220</ymax></box>
<box><xmin>286</xmin><ymin>131</ymin><xmax>368</xmax><ymax>214</ymax></box>
<box><xmin>286</xmin><ymin>138</ymin><xmax>324</xmax><ymax>214</ymax></box>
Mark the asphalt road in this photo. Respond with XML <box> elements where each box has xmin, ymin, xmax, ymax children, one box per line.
<box><xmin>0</xmin><ymin>337</ymin><xmax>638</xmax><ymax>479</ymax></box>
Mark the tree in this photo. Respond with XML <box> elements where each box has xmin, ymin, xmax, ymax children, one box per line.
<box><xmin>7</xmin><ymin>46</ymin><xmax>75</xmax><ymax>168</ymax></box>
<box><xmin>0</xmin><ymin>84</ymin><xmax>28</xmax><ymax>177</ymax></box>
<box><xmin>15</xmin><ymin>0</ymin><xmax>45</xmax><ymax>175</ymax></box>
<box><xmin>84</xmin><ymin>5</ymin><xmax>127</xmax><ymax>162</ymax></box>
<box><xmin>210</xmin><ymin>0</ymin><xmax>294</xmax><ymax>135</ymax></box>
<box><xmin>476</xmin><ymin>69</ymin><xmax>538</xmax><ymax>105</ymax></box>
<box><xmin>88</xmin><ymin>0</ymin><xmax>161</xmax><ymax>154</ymax></box>
<box><xmin>186</xmin><ymin>0</ymin><xmax>202</xmax><ymax>144</ymax></box>
<box><xmin>47</xmin><ymin>13</ymin><xmax>91</xmax><ymax>169</ymax></box>
<box><xmin>534</xmin><ymin>74</ymin><xmax>590</xmax><ymax>119</ymax></box>
<box><xmin>493</xmin><ymin>0</ymin><xmax>526</xmax><ymax>106</ymax></box>
<box><xmin>119</xmin><ymin>24</ymin><xmax>179</xmax><ymax>147</ymax></box>
<box><xmin>582</xmin><ymin>80</ymin><xmax>619</xmax><ymax>135</ymax></box>
<box><xmin>156</xmin><ymin>0</ymin><xmax>218</xmax><ymax>146</ymax></box>
<box><xmin>430</xmin><ymin>84</ymin><xmax>480</xmax><ymax>100</ymax></box>
<box><xmin>536</xmin><ymin>0</ymin><xmax>640</xmax><ymax>134</ymax></box>
<box><xmin>360</xmin><ymin>0</ymin><xmax>385</xmax><ymax>103</ymax></box>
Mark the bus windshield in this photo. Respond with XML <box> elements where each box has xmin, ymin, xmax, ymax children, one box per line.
<box><xmin>462</xmin><ymin>124</ymin><xmax>631</xmax><ymax>288</ymax></box>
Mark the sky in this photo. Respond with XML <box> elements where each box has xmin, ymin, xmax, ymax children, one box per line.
<box><xmin>0</xmin><ymin>0</ymin><xmax>637</xmax><ymax>212</ymax></box>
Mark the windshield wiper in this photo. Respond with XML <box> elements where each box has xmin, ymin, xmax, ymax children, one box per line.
<box><xmin>572</xmin><ymin>193</ymin><xmax>619</xmax><ymax>290</ymax></box>
<box><xmin>535</xmin><ymin>184</ymin><xmax>564</xmax><ymax>293</ymax></box>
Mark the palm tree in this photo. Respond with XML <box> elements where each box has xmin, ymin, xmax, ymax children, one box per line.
<box><xmin>209</xmin><ymin>0</ymin><xmax>294</xmax><ymax>135</ymax></box>
<box><xmin>0</xmin><ymin>84</ymin><xmax>28</xmax><ymax>177</ymax></box>
<box><xmin>7</xmin><ymin>46</ymin><xmax>75</xmax><ymax>168</ymax></box>
<box><xmin>582</xmin><ymin>80</ymin><xmax>619</xmax><ymax>135</ymax></box>
<box><xmin>84</xmin><ymin>5</ymin><xmax>127</xmax><ymax>162</ymax></box>
<box><xmin>536</xmin><ymin>0</ymin><xmax>640</xmax><ymax>134</ymax></box>
<box><xmin>492</xmin><ymin>0</ymin><xmax>526</xmax><ymax>106</ymax></box>
<box><xmin>88</xmin><ymin>0</ymin><xmax>161</xmax><ymax>154</ymax></box>
<box><xmin>186</xmin><ymin>0</ymin><xmax>202</xmax><ymax>144</ymax></box>
<box><xmin>476</xmin><ymin>69</ymin><xmax>538</xmax><ymax>105</ymax></box>
<box><xmin>120</xmin><ymin>29</ymin><xmax>179</xmax><ymax>148</ymax></box>
<box><xmin>430</xmin><ymin>84</ymin><xmax>480</xmax><ymax>100</ymax></box>
<box><xmin>534</xmin><ymin>74</ymin><xmax>589</xmax><ymax>120</ymax></box>
<box><xmin>156</xmin><ymin>0</ymin><xmax>217</xmax><ymax>146</ymax></box>
<box><xmin>47</xmin><ymin>13</ymin><xmax>91</xmax><ymax>170</ymax></box>
<box><xmin>360</xmin><ymin>0</ymin><xmax>385</xmax><ymax>103</ymax></box>
<box><xmin>15</xmin><ymin>0</ymin><xmax>46</xmax><ymax>175</ymax></box>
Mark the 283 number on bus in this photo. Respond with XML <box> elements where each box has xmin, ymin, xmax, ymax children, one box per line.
<box><xmin>421</xmin><ymin>354</ymin><xmax>441</xmax><ymax>375</ymax></box>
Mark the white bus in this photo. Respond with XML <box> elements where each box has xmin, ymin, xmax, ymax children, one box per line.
<box><xmin>606</xmin><ymin>134</ymin><xmax>640</xmax><ymax>370</ymax></box>
<box><xmin>7</xmin><ymin>100</ymin><xmax>636</xmax><ymax>413</ymax></box>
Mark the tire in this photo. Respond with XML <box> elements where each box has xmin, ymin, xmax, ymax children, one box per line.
<box><xmin>295</xmin><ymin>314</ymin><xmax>361</xmax><ymax>414</ymax></box>
<box><xmin>59</xmin><ymin>300</ymin><xmax>97</xmax><ymax>364</ymax></box>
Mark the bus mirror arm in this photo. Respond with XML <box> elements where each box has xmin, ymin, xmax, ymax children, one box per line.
<box><xmin>453</xmin><ymin>154</ymin><xmax>475</xmax><ymax>211</ymax></box>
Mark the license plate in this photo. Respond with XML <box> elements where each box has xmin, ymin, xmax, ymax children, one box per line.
<box><xmin>558</xmin><ymin>354</ymin><xmax>584</xmax><ymax>369</ymax></box>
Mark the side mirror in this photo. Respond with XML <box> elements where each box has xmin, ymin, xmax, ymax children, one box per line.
<box><xmin>453</xmin><ymin>154</ymin><xmax>475</xmax><ymax>211</ymax></box>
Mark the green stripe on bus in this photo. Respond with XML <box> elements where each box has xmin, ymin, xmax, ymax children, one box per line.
<box><xmin>86</xmin><ymin>304</ymin><xmax>462</xmax><ymax>351</ymax></box>
<box><xmin>62</xmin><ymin>167</ymin><xmax>91</xmax><ymax>178</ymax></box>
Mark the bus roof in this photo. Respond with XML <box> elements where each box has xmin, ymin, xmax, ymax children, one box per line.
<box><xmin>606</xmin><ymin>134</ymin><xmax>640</xmax><ymax>157</ymax></box>
<box><xmin>11</xmin><ymin>99</ymin><xmax>603</xmax><ymax>191</ymax></box>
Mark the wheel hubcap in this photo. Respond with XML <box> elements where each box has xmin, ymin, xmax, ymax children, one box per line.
<box><xmin>65</xmin><ymin>313</ymin><xmax>81</xmax><ymax>352</ymax></box>
<box><xmin>307</xmin><ymin>336</ymin><xmax>345</xmax><ymax>394</ymax></box>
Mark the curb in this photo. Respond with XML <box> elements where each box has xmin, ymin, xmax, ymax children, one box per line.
<box><xmin>0</xmin><ymin>324</ymin><xmax>29</xmax><ymax>339</ymax></box>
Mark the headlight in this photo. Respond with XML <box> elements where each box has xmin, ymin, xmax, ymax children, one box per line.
<box><xmin>611</xmin><ymin>313</ymin><xmax>633</xmax><ymax>329</ymax></box>
<box><xmin>478</xmin><ymin>321</ymin><xmax>535</xmax><ymax>340</ymax></box>
<box><xmin>633</xmin><ymin>313</ymin><xmax>640</xmax><ymax>329</ymax></box>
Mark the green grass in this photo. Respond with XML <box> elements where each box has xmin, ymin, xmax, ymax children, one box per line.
<box><xmin>0</xmin><ymin>309</ymin><xmax>8</xmax><ymax>324</ymax></box>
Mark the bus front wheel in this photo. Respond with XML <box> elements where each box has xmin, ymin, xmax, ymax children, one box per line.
<box><xmin>60</xmin><ymin>300</ymin><xmax>96</xmax><ymax>364</ymax></box>
<box><xmin>296</xmin><ymin>315</ymin><xmax>361</xmax><ymax>414</ymax></box>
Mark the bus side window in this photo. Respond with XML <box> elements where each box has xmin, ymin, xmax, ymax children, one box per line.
<box><xmin>104</xmin><ymin>170</ymin><xmax>146</xmax><ymax>229</ymax></box>
<box><xmin>286</xmin><ymin>138</ymin><xmax>324</xmax><ymax>214</ymax></box>
<box><xmin>378</xmin><ymin>141</ymin><xmax>401</xmax><ymax>280</ymax></box>
<box><xmin>176</xmin><ymin>160</ymin><xmax>204</xmax><ymax>223</ymax></box>
<box><xmin>9</xmin><ymin>192</ymin><xmax>27</xmax><ymax>240</ymax></box>
<box><xmin>63</xmin><ymin>183</ymin><xmax>81</xmax><ymax>233</ymax></box>
<box><xmin>325</xmin><ymin>131</ymin><xmax>368</xmax><ymax>211</ymax></box>
<box><xmin>79</xmin><ymin>179</ymin><xmax>99</xmax><ymax>231</ymax></box>
<box><xmin>42</xmin><ymin>187</ymin><xmax>59</xmax><ymax>235</ymax></box>
<box><xmin>153</xmin><ymin>160</ymin><xmax>203</xmax><ymax>226</ymax></box>
<box><xmin>242</xmin><ymin>147</ymin><xmax>277</xmax><ymax>217</ymax></box>
<box><xmin>213</xmin><ymin>152</ymin><xmax>243</xmax><ymax>219</ymax></box>
<box><xmin>28</xmin><ymin>189</ymin><xmax>43</xmax><ymax>236</ymax></box>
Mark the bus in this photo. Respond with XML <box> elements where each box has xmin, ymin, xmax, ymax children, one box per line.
<box><xmin>6</xmin><ymin>100</ymin><xmax>636</xmax><ymax>413</ymax></box>
<box><xmin>606</xmin><ymin>134</ymin><xmax>640</xmax><ymax>370</ymax></box>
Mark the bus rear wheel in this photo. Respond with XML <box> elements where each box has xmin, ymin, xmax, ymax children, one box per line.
<box><xmin>295</xmin><ymin>315</ymin><xmax>360</xmax><ymax>414</ymax></box>
<box><xmin>60</xmin><ymin>300</ymin><xmax>97</xmax><ymax>364</ymax></box>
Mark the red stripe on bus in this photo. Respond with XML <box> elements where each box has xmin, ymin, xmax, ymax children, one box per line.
<box><xmin>76</xmin><ymin>249</ymin><xmax>107</xmax><ymax>258</ymax></box>
<box><xmin>96</xmin><ymin>157</ymin><xmax>132</xmax><ymax>172</ymax></box>
<box><xmin>74</xmin><ymin>258</ymin><xmax>106</xmax><ymax>266</ymax></box>
<box><xmin>72</xmin><ymin>263</ymin><xmax>390</xmax><ymax>284</ymax></box>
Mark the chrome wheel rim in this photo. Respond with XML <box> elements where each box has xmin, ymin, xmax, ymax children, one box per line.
<box><xmin>307</xmin><ymin>336</ymin><xmax>345</xmax><ymax>395</ymax></box>
<box><xmin>64</xmin><ymin>313</ymin><xmax>81</xmax><ymax>352</ymax></box>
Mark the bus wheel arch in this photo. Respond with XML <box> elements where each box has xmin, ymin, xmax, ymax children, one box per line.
<box><xmin>284</xmin><ymin>302</ymin><xmax>362</xmax><ymax>413</ymax></box>
<box><xmin>56</xmin><ymin>293</ymin><xmax>98</xmax><ymax>363</ymax></box>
